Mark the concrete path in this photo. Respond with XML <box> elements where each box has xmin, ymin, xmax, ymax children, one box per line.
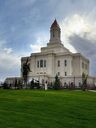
<box><xmin>89</xmin><ymin>90</ymin><xmax>96</xmax><ymax>92</ymax></box>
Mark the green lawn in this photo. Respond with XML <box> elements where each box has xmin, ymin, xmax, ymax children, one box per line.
<box><xmin>0</xmin><ymin>90</ymin><xmax>96</xmax><ymax>128</ymax></box>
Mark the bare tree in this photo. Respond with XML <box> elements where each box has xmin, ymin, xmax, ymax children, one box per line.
<box><xmin>22</xmin><ymin>58</ymin><xmax>31</xmax><ymax>88</ymax></box>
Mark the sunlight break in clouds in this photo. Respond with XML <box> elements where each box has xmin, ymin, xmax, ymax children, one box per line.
<box><xmin>60</xmin><ymin>14</ymin><xmax>96</xmax><ymax>52</ymax></box>
<box><xmin>60</xmin><ymin>14</ymin><xmax>96</xmax><ymax>41</ymax></box>
<box><xmin>65</xmin><ymin>14</ymin><xmax>91</xmax><ymax>35</ymax></box>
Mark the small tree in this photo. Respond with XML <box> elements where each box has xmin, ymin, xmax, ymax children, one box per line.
<box><xmin>54</xmin><ymin>75</ymin><xmax>61</xmax><ymax>90</ymax></box>
<box><xmin>17</xmin><ymin>79</ymin><xmax>23</xmax><ymax>89</ymax></box>
<box><xmin>3</xmin><ymin>82</ymin><xmax>10</xmax><ymax>89</ymax></box>
<box><xmin>82</xmin><ymin>72</ymin><xmax>88</xmax><ymax>91</ymax></box>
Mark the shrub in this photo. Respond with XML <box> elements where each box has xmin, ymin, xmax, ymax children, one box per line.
<box><xmin>3</xmin><ymin>82</ymin><xmax>10</xmax><ymax>89</ymax></box>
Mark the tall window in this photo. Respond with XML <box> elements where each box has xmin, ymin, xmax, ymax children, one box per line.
<box><xmin>64</xmin><ymin>60</ymin><xmax>67</xmax><ymax>67</ymax></box>
<box><xmin>44</xmin><ymin>60</ymin><xmax>46</xmax><ymax>67</ymax></box>
<box><xmin>40</xmin><ymin>60</ymin><xmax>43</xmax><ymax>68</ymax></box>
<box><xmin>37</xmin><ymin>61</ymin><xmax>39</xmax><ymax>68</ymax></box>
<box><xmin>65</xmin><ymin>72</ymin><xmax>67</xmax><ymax>76</ymax></box>
<box><xmin>58</xmin><ymin>60</ymin><xmax>60</xmax><ymax>67</ymax></box>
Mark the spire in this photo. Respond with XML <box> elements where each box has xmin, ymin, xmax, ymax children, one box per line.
<box><xmin>51</xmin><ymin>19</ymin><xmax>60</xmax><ymax>28</ymax></box>
<box><xmin>50</xmin><ymin>19</ymin><xmax>61</xmax><ymax>43</ymax></box>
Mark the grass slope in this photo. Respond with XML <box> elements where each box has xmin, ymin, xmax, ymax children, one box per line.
<box><xmin>0</xmin><ymin>90</ymin><xmax>96</xmax><ymax>128</ymax></box>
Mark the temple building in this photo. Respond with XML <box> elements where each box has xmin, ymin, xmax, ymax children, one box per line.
<box><xmin>21</xmin><ymin>20</ymin><xmax>93</xmax><ymax>86</ymax></box>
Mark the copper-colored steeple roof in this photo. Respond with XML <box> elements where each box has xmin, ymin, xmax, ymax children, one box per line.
<box><xmin>51</xmin><ymin>19</ymin><xmax>60</xmax><ymax>28</ymax></box>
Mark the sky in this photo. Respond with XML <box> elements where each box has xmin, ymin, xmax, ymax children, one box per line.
<box><xmin>0</xmin><ymin>0</ymin><xmax>96</xmax><ymax>81</ymax></box>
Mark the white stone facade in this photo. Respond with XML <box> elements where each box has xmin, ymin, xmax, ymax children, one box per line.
<box><xmin>21</xmin><ymin>20</ymin><xmax>92</xmax><ymax>86</ymax></box>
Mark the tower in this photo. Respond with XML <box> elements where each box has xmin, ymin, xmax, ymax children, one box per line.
<box><xmin>50</xmin><ymin>19</ymin><xmax>61</xmax><ymax>43</ymax></box>
<box><xmin>41</xmin><ymin>19</ymin><xmax>69</xmax><ymax>53</ymax></box>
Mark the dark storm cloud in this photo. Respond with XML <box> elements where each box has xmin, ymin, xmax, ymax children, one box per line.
<box><xmin>69</xmin><ymin>34</ymin><xmax>96</xmax><ymax>75</ymax></box>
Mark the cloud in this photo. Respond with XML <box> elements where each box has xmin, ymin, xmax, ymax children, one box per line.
<box><xmin>3</xmin><ymin>48</ymin><xmax>13</xmax><ymax>54</ymax></box>
<box><xmin>0</xmin><ymin>52</ymin><xmax>20</xmax><ymax>71</ymax></box>
<box><xmin>60</xmin><ymin>14</ymin><xmax>92</xmax><ymax>40</ymax></box>
<box><xmin>30</xmin><ymin>32</ymin><xmax>49</xmax><ymax>52</ymax></box>
<box><xmin>4</xmin><ymin>0</ymin><xmax>36</xmax><ymax>10</ymax></box>
<box><xmin>0</xmin><ymin>51</ymin><xmax>20</xmax><ymax>81</ymax></box>
<box><xmin>60</xmin><ymin>12</ymin><xmax>96</xmax><ymax>41</ymax></box>
<box><xmin>0</xmin><ymin>40</ymin><xmax>6</xmax><ymax>48</ymax></box>
<box><xmin>0</xmin><ymin>39</ymin><xmax>21</xmax><ymax>81</ymax></box>
<box><xmin>69</xmin><ymin>34</ymin><xmax>96</xmax><ymax>75</ymax></box>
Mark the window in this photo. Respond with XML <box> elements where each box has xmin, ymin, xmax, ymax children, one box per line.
<box><xmin>40</xmin><ymin>60</ymin><xmax>43</xmax><ymax>68</ymax></box>
<box><xmin>65</xmin><ymin>72</ymin><xmax>67</xmax><ymax>76</ymax></box>
<box><xmin>44</xmin><ymin>60</ymin><xmax>46</xmax><ymax>67</ymax></box>
<box><xmin>37</xmin><ymin>61</ymin><xmax>39</xmax><ymax>68</ymax></box>
<box><xmin>64</xmin><ymin>60</ymin><xmax>67</xmax><ymax>67</ymax></box>
<box><xmin>58</xmin><ymin>72</ymin><xmax>60</xmax><ymax>76</ymax></box>
<box><xmin>58</xmin><ymin>60</ymin><xmax>60</xmax><ymax>67</ymax></box>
